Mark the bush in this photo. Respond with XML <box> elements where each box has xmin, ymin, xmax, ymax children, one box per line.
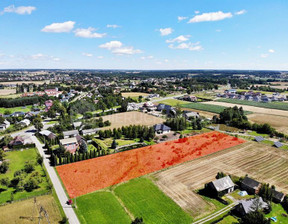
<box><xmin>0</xmin><ymin>161</ymin><xmax>9</xmax><ymax>174</ymax></box>
<box><xmin>24</xmin><ymin>161</ymin><xmax>35</xmax><ymax>173</ymax></box>
<box><xmin>24</xmin><ymin>177</ymin><xmax>39</xmax><ymax>192</ymax></box>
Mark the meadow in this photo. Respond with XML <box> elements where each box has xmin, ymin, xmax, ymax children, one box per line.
<box><xmin>0</xmin><ymin>105</ymin><xmax>32</xmax><ymax>114</ymax></box>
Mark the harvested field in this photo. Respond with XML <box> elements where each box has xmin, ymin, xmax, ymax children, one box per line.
<box><xmin>248</xmin><ymin>113</ymin><xmax>288</xmax><ymax>134</ymax></box>
<box><xmin>0</xmin><ymin>88</ymin><xmax>16</xmax><ymax>95</ymax></box>
<box><xmin>0</xmin><ymin>195</ymin><xmax>63</xmax><ymax>224</ymax></box>
<box><xmin>57</xmin><ymin>131</ymin><xmax>245</xmax><ymax>198</ymax></box>
<box><xmin>101</xmin><ymin>111</ymin><xmax>165</xmax><ymax>130</ymax></box>
<box><xmin>154</xmin><ymin>142</ymin><xmax>288</xmax><ymax>218</ymax></box>
<box><xmin>121</xmin><ymin>92</ymin><xmax>149</xmax><ymax>98</ymax></box>
<box><xmin>202</xmin><ymin>101</ymin><xmax>288</xmax><ymax>117</ymax></box>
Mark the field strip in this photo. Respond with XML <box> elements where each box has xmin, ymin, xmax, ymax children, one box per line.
<box><xmin>111</xmin><ymin>191</ymin><xmax>135</xmax><ymax>220</ymax></box>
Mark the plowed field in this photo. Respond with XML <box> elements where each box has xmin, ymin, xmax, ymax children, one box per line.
<box><xmin>57</xmin><ymin>131</ymin><xmax>245</xmax><ymax>198</ymax></box>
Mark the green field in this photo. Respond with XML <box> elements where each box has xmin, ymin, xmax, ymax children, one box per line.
<box><xmin>114</xmin><ymin>178</ymin><xmax>193</xmax><ymax>224</ymax></box>
<box><xmin>265</xmin><ymin>203</ymin><xmax>288</xmax><ymax>223</ymax></box>
<box><xmin>74</xmin><ymin>191</ymin><xmax>131</xmax><ymax>224</ymax></box>
<box><xmin>181</xmin><ymin>102</ymin><xmax>228</xmax><ymax>114</ymax></box>
<box><xmin>0</xmin><ymin>148</ymin><xmax>50</xmax><ymax>204</ymax></box>
<box><xmin>157</xmin><ymin>99</ymin><xmax>188</xmax><ymax>106</ymax></box>
<box><xmin>0</xmin><ymin>105</ymin><xmax>32</xmax><ymax>114</ymax></box>
<box><xmin>217</xmin><ymin>98</ymin><xmax>288</xmax><ymax>111</ymax></box>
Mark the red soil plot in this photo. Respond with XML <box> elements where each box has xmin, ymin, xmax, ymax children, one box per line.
<box><xmin>57</xmin><ymin>131</ymin><xmax>245</xmax><ymax>198</ymax></box>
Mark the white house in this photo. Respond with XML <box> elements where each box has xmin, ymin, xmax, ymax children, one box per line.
<box><xmin>18</xmin><ymin>119</ymin><xmax>31</xmax><ymax>127</ymax></box>
<box><xmin>0</xmin><ymin>120</ymin><xmax>10</xmax><ymax>130</ymax></box>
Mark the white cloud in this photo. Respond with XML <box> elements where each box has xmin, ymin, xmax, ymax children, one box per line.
<box><xmin>107</xmin><ymin>24</ymin><xmax>121</xmax><ymax>28</ymax></box>
<box><xmin>261</xmin><ymin>54</ymin><xmax>269</xmax><ymax>58</ymax></box>
<box><xmin>178</xmin><ymin>16</ymin><xmax>188</xmax><ymax>22</ymax></box>
<box><xmin>159</xmin><ymin>28</ymin><xmax>173</xmax><ymax>36</ymax></box>
<box><xmin>112</xmin><ymin>47</ymin><xmax>142</xmax><ymax>55</ymax></box>
<box><xmin>188</xmin><ymin>11</ymin><xmax>233</xmax><ymax>23</ymax></box>
<box><xmin>141</xmin><ymin>56</ymin><xmax>154</xmax><ymax>60</ymax></box>
<box><xmin>97</xmin><ymin>56</ymin><xmax>104</xmax><ymax>59</ymax></box>
<box><xmin>195</xmin><ymin>11</ymin><xmax>200</xmax><ymax>14</ymax></box>
<box><xmin>166</xmin><ymin>35</ymin><xmax>190</xmax><ymax>43</ymax></box>
<box><xmin>216</xmin><ymin>29</ymin><xmax>222</xmax><ymax>32</ymax></box>
<box><xmin>169</xmin><ymin>42</ymin><xmax>203</xmax><ymax>51</ymax></box>
<box><xmin>30</xmin><ymin>53</ymin><xmax>60</xmax><ymax>61</ymax></box>
<box><xmin>82</xmin><ymin>53</ymin><xmax>93</xmax><ymax>57</ymax></box>
<box><xmin>41</xmin><ymin>21</ymin><xmax>75</xmax><ymax>33</ymax></box>
<box><xmin>268</xmin><ymin>49</ymin><xmax>275</xmax><ymax>53</ymax></box>
<box><xmin>99</xmin><ymin>41</ymin><xmax>123</xmax><ymax>50</ymax></box>
<box><xmin>99</xmin><ymin>41</ymin><xmax>142</xmax><ymax>55</ymax></box>
<box><xmin>2</xmin><ymin>5</ymin><xmax>36</xmax><ymax>15</ymax></box>
<box><xmin>74</xmin><ymin>27</ymin><xmax>106</xmax><ymax>38</ymax></box>
<box><xmin>235</xmin><ymin>10</ymin><xmax>247</xmax><ymax>15</ymax></box>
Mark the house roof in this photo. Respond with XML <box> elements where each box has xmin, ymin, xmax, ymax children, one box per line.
<box><xmin>63</xmin><ymin>130</ymin><xmax>79</xmax><ymax>136</ymax></box>
<box><xmin>274</xmin><ymin>141</ymin><xmax>283</xmax><ymax>148</ymax></box>
<box><xmin>211</xmin><ymin>176</ymin><xmax>235</xmax><ymax>192</ymax></box>
<box><xmin>272</xmin><ymin>190</ymin><xmax>285</xmax><ymax>201</ymax></box>
<box><xmin>60</xmin><ymin>137</ymin><xmax>78</xmax><ymax>145</ymax></box>
<box><xmin>254</xmin><ymin>136</ymin><xmax>264</xmax><ymax>142</ymax></box>
<box><xmin>82</xmin><ymin>128</ymin><xmax>101</xmax><ymax>134</ymax></box>
<box><xmin>242</xmin><ymin>176</ymin><xmax>260</xmax><ymax>189</ymax></box>
<box><xmin>184</xmin><ymin>112</ymin><xmax>199</xmax><ymax>117</ymax></box>
<box><xmin>239</xmin><ymin>197</ymin><xmax>268</xmax><ymax>214</ymax></box>
<box><xmin>73</xmin><ymin>122</ymin><xmax>82</xmax><ymax>128</ymax></box>
<box><xmin>40</xmin><ymin>130</ymin><xmax>52</xmax><ymax>136</ymax></box>
<box><xmin>154</xmin><ymin>124</ymin><xmax>171</xmax><ymax>132</ymax></box>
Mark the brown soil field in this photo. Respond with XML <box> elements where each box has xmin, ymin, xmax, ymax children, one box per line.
<box><xmin>154</xmin><ymin>142</ymin><xmax>288</xmax><ymax>218</ymax></box>
<box><xmin>0</xmin><ymin>88</ymin><xmax>16</xmax><ymax>95</ymax></box>
<box><xmin>101</xmin><ymin>111</ymin><xmax>165</xmax><ymax>130</ymax></box>
<box><xmin>248</xmin><ymin>113</ymin><xmax>288</xmax><ymax>134</ymax></box>
<box><xmin>121</xmin><ymin>92</ymin><xmax>149</xmax><ymax>98</ymax></box>
<box><xmin>0</xmin><ymin>80</ymin><xmax>50</xmax><ymax>85</ymax></box>
<box><xmin>202</xmin><ymin>101</ymin><xmax>288</xmax><ymax>117</ymax></box>
<box><xmin>0</xmin><ymin>195</ymin><xmax>63</xmax><ymax>224</ymax></box>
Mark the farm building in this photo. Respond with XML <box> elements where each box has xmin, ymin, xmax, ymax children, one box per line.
<box><xmin>63</xmin><ymin>130</ymin><xmax>79</xmax><ymax>139</ymax></box>
<box><xmin>272</xmin><ymin>190</ymin><xmax>285</xmax><ymax>203</ymax></box>
<box><xmin>206</xmin><ymin>176</ymin><xmax>235</xmax><ymax>196</ymax></box>
<box><xmin>234</xmin><ymin>197</ymin><xmax>269</xmax><ymax>216</ymax></box>
<box><xmin>241</xmin><ymin>176</ymin><xmax>261</xmax><ymax>194</ymax></box>
<box><xmin>254</xmin><ymin>136</ymin><xmax>264</xmax><ymax>142</ymax></box>
<box><xmin>274</xmin><ymin>141</ymin><xmax>283</xmax><ymax>148</ymax></box>
<box><xmin>154</xmin><ymin>124</ymin><xmax>171</xmax><ymax>135</ymax></box>
<box><xmin>60</xmin><ymin>137</ymin><xmax>79</xmax><ymax>154</ymax></box>
<box><xmin>183</xmin><ymin>111</ymin><xmax>200</xmax><ymax>120</ymax></box>
<box><xmin>82</xmin><ymin>128</ymin><xmax>101</xmax><ymax>136</ymax></box>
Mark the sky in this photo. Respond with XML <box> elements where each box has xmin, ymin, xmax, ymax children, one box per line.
<box><xmin>0</xmin><ymin>0</ymin><xmax>287</xmax><ymax>70</ymax></box>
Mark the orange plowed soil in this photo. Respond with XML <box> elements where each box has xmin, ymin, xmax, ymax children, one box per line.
<box><xmin>57</xmin><ymin>131</ymin><xmax>245</xmax><ymax>198</ymax></box>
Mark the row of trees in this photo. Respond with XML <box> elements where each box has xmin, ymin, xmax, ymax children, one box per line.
<box><xmin>0</xmin><ymin>96</ymin><xmax>45</xmax><ymax>107</ymax></box>
<box><xmin>98</xmin><ymin>125</ymin><xmax>155</xmax><ymax>141</ymax></box>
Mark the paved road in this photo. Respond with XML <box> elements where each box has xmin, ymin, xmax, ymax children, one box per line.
<box><xmin>9</xmin><ymin>125</ymin><xmax>80</xmax><ymax>224</ymax></box>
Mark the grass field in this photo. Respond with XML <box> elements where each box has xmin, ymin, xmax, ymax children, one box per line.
<box><xmin>265</xmin><ymin>203</ymin><xmax>288</xmax><ymax>223</ymax></box>
<box><xmin>217</xmin><ymin>98</ymin><xmax>288</xmax><ymax>111</ymax></box>
<box><xmin>154</xmin><ymin>141</ymin><xmax>288</xmax><ymax>218</ymax></box>
<box><xmin>0</xmin><ymin>194</ymin><xmax>63</xmax><ymax>224</ymax></box>
<box><xmin>101</xmin><ymin>111</ymin><xmax>165</xmax><ymax>130</ymax></box>
<box><xmin>102</xmin><ymin>138</ymin><xmax>136</xmax><ymax>147</ymax></box>
<box><xmin>0</xmin><ymin>148</ymin><xmax>50</xmax><ymax>204</ymax></box>
<box><xmin>157</xmin><ymin>99</ymin><xmax>188</xmax><ymax>106</ymax></box>
<box><xmin>121</xmin><ymin>92</ymin><xmax>149</xmax><ymax>99</ymax></box>
<box><xmin>74</xmin><ymin>191</ymin><xmax>131</xmax><ymax>224</ymax></box>
<box><xmin>114</xmin><ymin>178</ymin><xmax>193</xmax><ymax>224</ymax></box>
<box><xmin>0</xmin><ymin>105</ymin><xmax>32</xmax><ymax>114</ymax></box>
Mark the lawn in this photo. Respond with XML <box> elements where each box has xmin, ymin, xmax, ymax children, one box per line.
<box><xmin>248</xmin><ymin>131</ymin><xmax>269</xmax><ymax>138</ymax></box>
<box><xmin>157</xmin><ymin>99</ymin><xmax>188</xmax><ymax>106</ymax></box>
<box><xmin>0</xmin><ymin>148</ymin><xmax>50</xmax><ymax>204</ymax></box>
<box><xmin>74</xmin><ymin>191</ymin><xmax>131</xmax><ymax>224</ymax></box>
<box><xmin>0</xmin><ymin>105</ymin><xmax>32</xmax><ymax>114</ymax></box>
<box><xmin>217</xmin><ymin>98</ymin><xmax>288</xmax><ymax>111</ymax></box>
<box><xmin>114</xmin><ymin>178</ymin><xmax>193</xmax><ymax>224</ymax></box>
<box><xmin>265</xmin><ymin>203</ymin><xmax>288</xmax><ymax>224</ymax></box>
<box><xmin>217</xmin><ymin>215</ymin><xmax>238</xmax><ymax>224</ymax></box>
<box><xmin>181</xmin><ymin>102</ymin><xmax>252</xmax><ymax>115</ymax></box>
<box><xmin>102</xmin><ymin>138</ymin><xmax>137</xmax><ymax>147</ymax></box>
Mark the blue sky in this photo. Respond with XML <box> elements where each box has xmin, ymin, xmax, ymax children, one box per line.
<box><xmin>0</xmin><ymin>0</ymin><xmax>287</xmax><ymax>70</ymax></box>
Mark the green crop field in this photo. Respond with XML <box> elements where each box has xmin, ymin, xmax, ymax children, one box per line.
<box><xmin>217</xmin><ymin>98</ymin><xmax>288</xmax><ymax>111</ymax></box>
<box><xmin>0</xmin><ymin>105</ymin><xmax>32</xmax><ymax>114</ymax></box>
<box><xmin>0</xmin><ymin>148</ymin><xmax>50</xmax><ymax>204</ymax></box>
<box><xmin>181</xmin><ymin>102</ymin><xmax>253</xmax><ymax>115</ymax></box>
<box><xmin>74</xmin><ymin>191</ymin><xmax>131</xmax><ymax>224</ymax></box>
<box><xmin>114</xmin><ymin>178</ymin><xmax>193</xmax><ymax>224</ymax></box>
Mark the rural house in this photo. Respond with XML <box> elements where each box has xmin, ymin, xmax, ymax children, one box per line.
<box><xmin>82</xmin><ymin>128</ymin><xmax>101</xmax><ymax>136</ymax></box>
<box><xmin>241</xmin><ymin>176</ymin><xmax>261</xmax><ymax>194</ymax></box>
<box><xmin>206</xmin><ymin>176</ymin><xmax>235</xmax><ymax>196</ymax></box>
<box><xmin>156</xmin><ymin>104</ymin><xmax>176</xmax><ymax>116</ymax></box>
<box><xmin>18</xmin><ymin>119</ymin><xmax>31</xmax><ymax>127</ymax></box>
<box><xmin>234</xmin><ymin>197</ymin><xmax>269</xmax><ymax>216</ymax></box>
<box><xmin>183</xmin><ymin>111</ymin><xmax>200</xmax><ymax>120</ymax></box>
<box><xmin>63</xmin><ymin>130</ymin><xmax>79</xmax><ymax>139</ymax></box>
<box><xmin>154</xmin><ymin>124</ymin><xmax>171</xmax><ymax>135</ymax></box>
<box><xmin>0</xmin><ymin>120</ymin><xmax>10</xmax><ymax>130</ymax></box>
<box><xmin>59</xmin><ymin>137</ymin><xmax>79</xmax><ymax>154</ymax></box>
